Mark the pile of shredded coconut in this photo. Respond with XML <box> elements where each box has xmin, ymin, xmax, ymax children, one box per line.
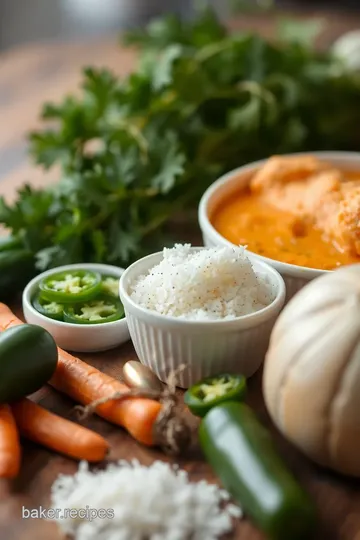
<box><xmin>129</xmin><ymin>244</ymin><xmax>273</xmax><ymax>320</ymax></box>
<box><xmin>50</xmin><ymin>460</ymin><xmax>242</xmax><ymax>540</ymax></box>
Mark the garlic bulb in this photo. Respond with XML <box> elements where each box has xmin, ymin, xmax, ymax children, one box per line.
<box><xmin>263</xmin><ymin>264</ymin><xmax>360</xmax><ymax>477</ymax></box>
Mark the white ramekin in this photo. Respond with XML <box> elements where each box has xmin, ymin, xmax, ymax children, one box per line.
<box><xmin>198</xmin><ymin>151</ymin><xmax>360</xmax><ymax>301</ymax></box>
<box><xmin>23</xmin><ymin>263</ymin><xmax>130</xmax><ymax>353</ymax></box>
<box><xmin>119</xmin><ymin>248</ymin><xmax>286</xmax><ymax>389</ymax></box>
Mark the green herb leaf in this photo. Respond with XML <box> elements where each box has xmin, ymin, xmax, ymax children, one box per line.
<box><xmin>36</xmin><ymin>246</ymin><xmax>64</xmax><ymax>271</ymax></box>
<box><xmin>229</xmin><ymin>96</ymin><xmax>262</xmax><ymax>131</ymax></box>
<box><xmin>151</xmin><ymin>133</ymin><xmax>186</xmax><ymax>193</ymax></box>
<box><xmin>91</xmin><ymin>230</ymin><xmax>107</xmax><ymax>262</ymax></box>
<box><xmin>152</xmin><ymin>45</ymin><xmax>183</xmax><ymax>91</ymax></box>
<box><xmin>107</xmin><ymin>217</ymin><xmax>140</xmax><ymax>263</ymax></box>
<box><xmin>29</xmin><ymin>131</ymin><xmax>70</xmax><ymax>169</ymax></box>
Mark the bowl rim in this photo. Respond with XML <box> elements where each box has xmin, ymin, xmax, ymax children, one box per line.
<box><xmin>119</xmin><ymin>247</ymin><xmax>286</xmax><ymax>330</ymax></box>
<box><xmin>198</xmin><ymin>150</ymin><xmax>360</xmax><ymax>279</ymax></box>
<box><xmin>22</xmin><ymin>262</ymin><xmax>127</xmax><ymax>329</ymax></box>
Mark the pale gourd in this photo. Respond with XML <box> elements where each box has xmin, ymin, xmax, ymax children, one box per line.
<box><xmin>263</xmin><ymin>264</ymin><xmax>360</xmax><ymax>477</ymax></box>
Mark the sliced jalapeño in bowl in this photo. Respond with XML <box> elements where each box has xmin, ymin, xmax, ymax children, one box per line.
<box><xmin>39</xmin><ymin>269</ymin><xmax>102</xmax><ymax>303</ymax></box>
<box><xmin>33</xmin><ymin>268</ymin><xmax>123</xmax><ymax>325</ymax></box>
<box><xmin>63</xmin><ymin>295</ymin><xmax>124</xmax><ymax>325</ymax></box>
<box><xmin>184</xmin><ymin>373</ymin><xmax>247</xmax><ymax>418</ymax></box>
<box><xmin>32</xmin><ymin>293</ymin><xmax>64</xmax><ymax>321</ymax></box>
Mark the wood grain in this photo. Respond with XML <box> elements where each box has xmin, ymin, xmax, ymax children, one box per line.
<box><xmin>1</xmin><ymin>10</ymin><xmax>360</xmax><ymax>540</ymax></box>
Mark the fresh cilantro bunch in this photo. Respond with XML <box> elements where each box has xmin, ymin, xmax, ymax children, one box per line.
<box><xmin>1</xmin><ymin>7</ymin><xmax>360</xmax><ymax>274</ymax></box>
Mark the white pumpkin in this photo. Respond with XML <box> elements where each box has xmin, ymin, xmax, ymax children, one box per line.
<box><xmin>332</xmin><ymin>30</ymin><xmax>360</xmax><ymax>71</ymax></box>
<box><xmin>263</xmin><ymin>264</ymin><xmax>360</xmax><ymax>477</ymax></box>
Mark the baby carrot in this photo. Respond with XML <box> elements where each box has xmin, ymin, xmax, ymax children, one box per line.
<box><xmin>0</xmin><ymin>404</ymin><xmax>21</xmax><ymax>478</ymax></box>
<box><xmin>11</xmin><ymin>398</ymin><xmax>109</xmax><ymax>462</ymax></box>
<box><xmin>51</xmin><ymin>350</ymin><xmax>162</xmax><ymax>446</ymax></box>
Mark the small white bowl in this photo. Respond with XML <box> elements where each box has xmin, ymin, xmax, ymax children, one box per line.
<box><xmin>198</xmin><ymin>151</ymin><xmax>360</xmax><ymax>301</ymax></box>
<box><xmin>23</xmin><ymin>263</ymin><xmax>130</xmax><ymax>353</ymax></box>
<box><xmin>119</xmin><ymin>248</ymin><xmax>286</xmax><ymax>388</ymax></box>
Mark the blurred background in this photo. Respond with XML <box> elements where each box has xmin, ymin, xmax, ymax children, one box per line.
<box><xmin>1</xmin><ymin>0</ymin><xmax>360</xmax><ymax>50</ymax></box>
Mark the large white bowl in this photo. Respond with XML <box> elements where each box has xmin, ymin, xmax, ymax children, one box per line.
<box><xmin>119</xmin><ymin>248</ymin><xmax>285</xmax><ymax>388</ymax></box>
<box><xmin>23</xmin><ymin>263</ymin><xmax>130</xmax><ymax>353</ymax></box>
<box><xmin>198</xmin><ymin>151</ymin><xmax>360</xmax><ymax>301</ymax></box>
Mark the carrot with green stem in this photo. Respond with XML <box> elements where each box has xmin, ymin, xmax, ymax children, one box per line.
<box><xmin>11</xmin><ymin>399</ymin><xmax>109</xmax><ymax>462</ymax></box>
<box><xmin>0</xmin><ymin>304</ymin><xmax>190</xmax><ymax>453</ymax></box>
<box><xmin>0</xmin><ymin>404</ymin><xmax>21</xmax><ymax>478</ymax></box>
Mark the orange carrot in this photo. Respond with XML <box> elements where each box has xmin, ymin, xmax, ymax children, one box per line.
<box><xmin>11</xmin><ymin>399</ymin><xmax>109</xmax><ymax>462</ymax></box>
<box><xmin>51</xmin><ymin>351</ymin><xmax>162</xmax><ymax>446</ymax></box>
<box><xmin>0</xmin><ymin>404</ymin><xmax>21</xmax><ymax>478</ymax></box>
<box><xmin>0</xmin><ymin>304</ymin><xmax>162</xmax><ymax>446</ymax></box>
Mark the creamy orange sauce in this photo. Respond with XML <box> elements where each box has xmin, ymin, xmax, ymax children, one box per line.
<box><xmin>212</xmin><ymin>169</ymin><xmax>360</xmax><ymax>271</ymax></box>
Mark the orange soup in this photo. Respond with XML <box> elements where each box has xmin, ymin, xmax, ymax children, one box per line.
<box><xmin>211</xmin><ymin>156</ymin><xmax>360</xmax><ymax>271</ymax></box>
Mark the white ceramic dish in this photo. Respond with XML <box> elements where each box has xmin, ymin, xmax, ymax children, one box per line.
<box><xmin>119</xmin><ymin>248</ymin><xmax>286</xmax><ymax>389</ymax></box>
<box><xmin>198</xmin><ymin>151</ymin><xmax>360</xmax><ymax>301</ymax></box>
<box><xmin>23</xmin><ymin>263</ymin><xmax>130</xmax><ymax>353</ymax></box>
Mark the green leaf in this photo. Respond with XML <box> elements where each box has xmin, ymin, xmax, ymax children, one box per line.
<box><xmin>91</xmin><ymin>230</ymin><xmax>107</xmax><ymax>262</ymax></box>
<box><xmin>265</xmin><ymin>74</ymin><xmax>300</xmax><ymax>109</ymax></box>
<box><xmin>107</xmin><ymin>217</ymin><xmax>140</xmax><ymax>263</ymax></box>
<box><xmin>279</xmin><ymin>117</ymin><xmax>307</xmax><ymax>150</ymax></box>
<box><xmin>189</xmin><ymin>6</ymin><xmax>227</xmax><ymax>47</ymax></box>
<box><xmin>243</xmin><ymin>36</ymin><xmax>268</xmax><ymax>81</ymax></box>
<box><xmin>42</xmin><ymin>102</ymin><xmax>66</xmax><ymax>120</ymax></box>
<box><xmin>35</xmin><ymin>246</ymin><xmax>66</xmax><ymax>271</ymax></box>
<box><xmin>37</xmin><ymin>235</ymin><xmax>83</xmax><ymax>270</ymax></box>
<box><xmin>0</xmin><ymin>197</ymin><xmax>17</xmax><ymax>228</ymax></box>
<box><xmin>229</xmin><ymin>96</ymin><xmax>262</xmax><ymax>131</ymax></box>
<box><xmin>151</xmin><ymin>134</ymin><xmax>186</xmax><ymax>193</ymax></box>
<box><xmin>119</xmin><ymin>72</ymin><xmax>153</xmax><ymax>114</ymax></box>
<box><xmin>152</xmin><ymin>45</ymin><xmax>183</xmax><ymax>91</ymax></box>
<box><xmin>83</xmin><ymin>67</ymin><xmax>118</xmax><ymax>101</ymax></box>
<box><xmin>17</xmin><ymin>195</ymin><xmax>49</xmax><ymax>225</ymax></box>
<box><xmin>172</xmin><ymin>59</ymin><xmax>211</xmax><ymax>102</ymax></box>
<box><xmin>29</xmin><ymin>131</ymin><xmax>70</xmax><ymax>169</ymax></box>
<box><xmin>0</xmin><ymin>185</ymin><xmax>54</xmax><ymax>231</ymax></box>
<box><xmin>105</xmin><ymin>146</ymin><xmax>139</xmax><ymax>187</ymax></box>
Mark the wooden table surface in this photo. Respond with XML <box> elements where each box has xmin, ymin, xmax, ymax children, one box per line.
<box><xmin>1</xmin><ymin>10</ymin><xmax>360</xmax><ymax>540</ymax></box>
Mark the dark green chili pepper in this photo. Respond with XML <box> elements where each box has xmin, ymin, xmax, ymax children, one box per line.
<box><xmin>199</xmin><ymin>402</ymin><xmax>316</xmax><ymax>540</ymax></box>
